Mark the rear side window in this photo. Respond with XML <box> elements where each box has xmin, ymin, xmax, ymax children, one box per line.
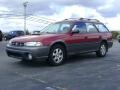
<box><xmin>86</xmin><ymin>23</ymin><xmax>98</xmax><ymax>33</ymax></box>
<box><xmin>73</xmin><ymin>22</ymin><xmax>87</xmax><ymax>33</ymax></box>
<box><xmin>95</xmin><ymin>24</ymin><xmax>109</xmax><ymax>32</ymax></box>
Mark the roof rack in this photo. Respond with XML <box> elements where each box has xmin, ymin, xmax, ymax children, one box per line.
<box><xmin>64</xmin><ymin>18</ymin><xmax>100</xmax><ymax>22</ymax></box>
<box><xmin>79</xmin><ymin>18</ymin><xmax>100</xmax><ymax>22</ymax></box>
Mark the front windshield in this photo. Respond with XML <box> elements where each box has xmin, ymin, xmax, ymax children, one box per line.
<box><xmin>41</xmin><ymin>22</ymin><xmax>71</xmax><ymax>34</ymax></box>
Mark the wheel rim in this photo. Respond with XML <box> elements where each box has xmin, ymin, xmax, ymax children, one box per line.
<box><xmin>52</xmin><ymin>48</ymin><xmax>63</xmax><ymax>63</ymax></box>
<box><xmin>100</xmin><ymin>44</ymin><xmax>106</xmax><ymax>55</ymax></box>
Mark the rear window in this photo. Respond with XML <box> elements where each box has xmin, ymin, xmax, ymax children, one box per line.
<box><xmin>95</xmin><ymin>24</ymin><xmax>109</xmax><ymax>32</ymax></box>
<box><xmin>16</xmin><ymin>31</ymin><xmax>24</xmax><ymax>35</ymax></box>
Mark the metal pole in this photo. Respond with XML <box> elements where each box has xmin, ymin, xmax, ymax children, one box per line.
<box><xmin>23</xmin><ymin>2</ymin><xmax>28</xmax><ymax>35</ymax></box>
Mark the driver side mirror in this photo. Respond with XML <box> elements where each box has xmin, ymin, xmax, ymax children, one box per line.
<box><xmin>71</xmin><ymin>25</ymin><xmax>79</xmax><ymax>34</ymax></box>
<box><xmin>71</xmin><ymin>29</ymin><xmax>79</xmax><ymax>34</ymax></box>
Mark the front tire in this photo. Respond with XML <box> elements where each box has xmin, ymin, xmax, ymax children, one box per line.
<box><xmin>48</xmin><ymin>45</ymin><xmax>66</xmax><ymax>66</ymax></box>
<box><xmin>96</xmin><ymin>43</ymin><xmax>107</xmax><ymax>57</ymax></box>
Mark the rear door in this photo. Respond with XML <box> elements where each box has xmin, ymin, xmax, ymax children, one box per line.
<box><xmin>85</xmin><ymin>23</ymin><xmax>101</xmax><ymax>51</ymax></box>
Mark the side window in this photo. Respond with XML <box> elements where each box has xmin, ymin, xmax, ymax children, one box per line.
<box><xmin>86</xmin><ymin>23</ymin><xmax>98</xmax><ymax>33</ymax></box>
<box><xmin>59</xmin><ymin>24</ymin><xmax>71</xmax><ymax>33</ymax></box>
<box><xmin>73</xmin><ymin>22</ymin><xmax>87</xmax><ymax>33</ymax></box>
<box><xmin>95</xmin><ymin>24</ymin><xmax>109</xmax><ymax>32</ymax></box>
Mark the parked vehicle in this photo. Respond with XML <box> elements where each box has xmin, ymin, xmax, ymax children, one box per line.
<box><xmin>4</xmin><ymin>30</ymin><xmax>25</xmax><ymax>40</ymax></box>
<box><xmin>0</xmin><ymin>30</ymin><xmax>3</xmax><ymax>41</ymax></box>
<box><xmin>6</xmin><ymin>18</ymin><xmax>113</xmax><ymax>66</ymax></box>
<box><xmin>32</xmin><ymin>31</ymin><xmax>41</xmax><ymax>35</ymax></box>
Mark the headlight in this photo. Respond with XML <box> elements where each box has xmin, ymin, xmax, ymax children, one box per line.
<box><xmin>24</xmin><ymin>42</ymin><xmax>43</xmax><ymax>46</ymax></box>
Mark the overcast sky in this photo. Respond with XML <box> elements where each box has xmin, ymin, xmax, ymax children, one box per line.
<box><xmin>0</xmin><ymin>0</ymin><xmax>120</xmax><ymax>32</ymax></box>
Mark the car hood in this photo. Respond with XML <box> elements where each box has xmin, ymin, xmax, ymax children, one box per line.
<box><xmin>10</xmin><ymin>34</ymin><xmax>66</xmax><ymax>43</ymax></box>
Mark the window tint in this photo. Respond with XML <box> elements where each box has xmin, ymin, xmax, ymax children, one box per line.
<box><xmin>86</xmin><ymin>23</ymin><xmax>98</xmax><ymax>33</ymax></box>
<box><xmin>73</xmin><ymin>22</ymin><xmax>87</xmax><ymax>33</ymax></box>
<box><xmin>95</xmin><ymin>24</ymin><xmax>109</xmax><ymax>32</ymax></box>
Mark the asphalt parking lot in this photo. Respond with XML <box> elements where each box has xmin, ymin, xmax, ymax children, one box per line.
<box><xmin>0</xmin><ymin>41</ymin><xmax>120</xmax><ymax>90</ymax></box>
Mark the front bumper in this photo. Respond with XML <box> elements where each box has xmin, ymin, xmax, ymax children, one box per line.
<box><xmin>6</xmin><ymin>45</ymin><xmax>50</xmax><ymax>60</ymax></box>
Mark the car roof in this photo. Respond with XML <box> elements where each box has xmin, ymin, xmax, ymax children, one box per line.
<box><xmin>58</xmin><ymin>18</ymin><xmax>103</xmax><ymax>24</ymax></box>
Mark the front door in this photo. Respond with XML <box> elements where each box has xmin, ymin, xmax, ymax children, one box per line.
<box><xmin>67</xmin><ymin>22</ymin><xmax>88</xmax><ymax>54</ymax></box>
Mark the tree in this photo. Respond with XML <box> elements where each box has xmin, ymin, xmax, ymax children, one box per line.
<box><xmin>111</xmin><ymin>31</ymin><xmax>119</xmax><ymax>39</ymax></box>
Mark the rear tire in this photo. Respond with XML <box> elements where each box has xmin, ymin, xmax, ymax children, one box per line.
<box><xmin>48</xmin><ymin>45</ymin><xmax>66</xmax><ymax>66</ymax></box>
<box><xmin>96</xmin><ymin>42</ymin><xmax>107</xmax><ymax>57</ymax></box>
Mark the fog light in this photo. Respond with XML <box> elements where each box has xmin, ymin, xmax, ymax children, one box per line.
<box><xmin>28</xmin><ymin>53</ymin><xmax>32</xmax><ymax>60</ymax></box>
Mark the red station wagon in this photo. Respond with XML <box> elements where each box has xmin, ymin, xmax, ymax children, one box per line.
<box><xmin>6</xmin><ymin>18</ymin><xmax>113</xmax><ymax>65</ymax></box>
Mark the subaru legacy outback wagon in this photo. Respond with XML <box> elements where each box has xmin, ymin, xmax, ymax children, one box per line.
<box><xmin>6</xmin><ymin>18</ymin><xmax>113</xmax><ymax>66</ymax></box>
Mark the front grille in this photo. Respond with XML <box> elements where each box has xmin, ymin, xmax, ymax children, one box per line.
<box><xmin>11</xmin><ymin>42</ymin><xmax>24</xmax><ymax>47</ymax></box>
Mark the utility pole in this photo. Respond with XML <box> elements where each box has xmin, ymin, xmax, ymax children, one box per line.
<box><xmin>23</xmin><ymin>2</ymin><xmax>28</xmax><ymax>35</ymax></box>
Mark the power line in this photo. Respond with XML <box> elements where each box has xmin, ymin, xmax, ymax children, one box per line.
<box><xmin>0</xmin><ymin>13</ymin><xmax>32</xmax><ymax>18</ymax></box>
<box><xmin>27</xmin><ymin>16</ymin><xmax>56</xmax><ymax>22</ymax></box>
<box><xmin>0</xmin><ymin>15</ymin><xmax>24</xmax><ymax>19</ymax></box>
<box><xmin>28</xmin><ymin>19</ymin><xmax>52</xmax><ymax>24</ymax></box>
<box><xmin>28</xmin><ymin>18</ymin><xmax>52</xmax><ymax>23</ymax></box>
<box><xmin>39</xmin><ymin>16</ymin><xmax>57</xmax><ymax>22</ymax></box>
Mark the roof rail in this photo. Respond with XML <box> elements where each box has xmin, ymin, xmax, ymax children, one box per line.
<box><xmin>64</xmin><ymin>18</ymin><xmax>100</xmax><ymax>22</ymax></box>
<box><xmin>64</xmin><ymin>18</ymin><xmax>79</xmax><ymax>20</ymax></box>
<box><xmin>79</xmin><ymin>18</ymin><xmax>99</xmax><ymax>22</ymax></box>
